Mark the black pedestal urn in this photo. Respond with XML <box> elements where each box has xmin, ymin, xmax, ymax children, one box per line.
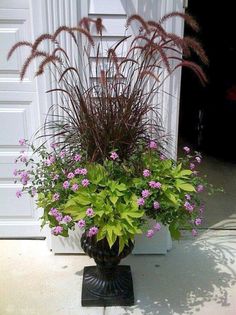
<box><xmin>81</xmin><ymin>233</ymin><xmax>134</xmax><ymax>307</ymax></box>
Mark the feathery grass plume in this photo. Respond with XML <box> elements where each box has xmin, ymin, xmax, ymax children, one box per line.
<box><xmin>99</xmin><ymin>70</ymin><xmax>107</xmax><ymax>86</ymax></box>
<box><xmin>147</xmin><ymin>21</ymin><xmax>167</xmax><ymax>38</ymax></box>
<box><xmin>35</xmin><ymin>55</ymin><xmax>62</xmax><ymax>76</ymax></box>
<box><xmin>108</xmin><ymin>48</ymin><xmax>119</xmax><ymax>73</ymax></box>
<box><xmin>20</xmin><ymin>51</ymin><xmax>49</xmax><ymax>80</ymax></box>
<box><xmin>79</xmin><ymin>17</ymin><xmax>94</xmax><ymax>31</ymax></box>
<box><xmin>52</xmin><ymin>47</ymin><xmax>69</xmax><ymax>60</ymax></box>
<box><xmin>70</xmin><ymin>27</ymin><xmax>94</xmax><ymax>46</ymax></box>
<box><xmin>32</xmin><ymin>34</ymin><xmax>58</xmax><ymax>52</ymax></box>
<box><xmin>183</xmin><ymin>37</ymin><xmax>208</xmax><ymax>64</ymax></box>
<box><xmin>53</xmin><ymin>26</ymin><xmax>77</xmax><ymax>44</ymax></box>
<box><xmin>7</xmin><ymin>41</ymin><xmax>32</xmax><ymax>60</ymax></box>
<box><xmin>126</xmin><ymin>15</ymin><xmax>150</xmax><ymax>33</ymax></box>
<box><xmin>95</xmin><ymin>18</ymin><xmax>105</xmax><ymax>35</ymax></box>
<box><xmin>160</xmin><ymin>12</ymin><xmax>200</xmax><ymax>32</ymax></box>
<box><xmin>174</xmin><ymin>60</ymin><xmax>207</xmax><ymax>85</ymax></box>
<box><xmin>144</xmin><ymin>42</ymin><xmax>171</xmax><ymax>73</ymax></box>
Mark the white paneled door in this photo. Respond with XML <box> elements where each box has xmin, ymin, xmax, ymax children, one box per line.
<box><xmin>0</xmin><ymin>0</ymin><xmax>43</xmax><ymax>237</ymax></box>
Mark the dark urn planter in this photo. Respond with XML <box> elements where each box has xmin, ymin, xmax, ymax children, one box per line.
<box><xmin>81</xmin><ymin>232</ymin><xmax>134</xmax><ymax>307</ymax></box>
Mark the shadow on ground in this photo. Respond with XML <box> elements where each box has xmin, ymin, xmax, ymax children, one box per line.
<box><xmin>110</xmin><ymin>231</ymin><xmax>236</xmax><ymax>315</ymax></box>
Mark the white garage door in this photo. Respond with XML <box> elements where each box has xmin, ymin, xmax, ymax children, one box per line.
<box><xmin>0</xmin><ymin>0</ymin><xmax>43</xmax><ymax>237</ymax></box>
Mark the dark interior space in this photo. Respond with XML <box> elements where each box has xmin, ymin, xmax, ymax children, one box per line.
<box><xmin>179</xmin><ymin>0</ymin><xmax>236</xmax><ymax>162</ymax></box>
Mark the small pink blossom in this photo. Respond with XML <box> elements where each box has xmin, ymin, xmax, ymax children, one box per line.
<box><xmin>77</xmin><ymin>219</ymin><xmax>86</xmax><ymax>228</ymax></box>
<box><xmin>52</xmin><ymin>226</ymin><xmax>63</xmax><ymax>235</ymax></box>
<box><xmin>86</xmin><ymin>208</ymin><xmax>94</xmax><ymax>217</ymax></box>
<box><xmin>183</xmin><ymin>146</ymin><xmax>190</xmax><ymax>154</ymax></box>
<box><xmin>19</xmin><ymin>171</ymin><xmax>29</xmax><ymax>185</ymax></box>
<box><xmin>195</xmin><ymin>218</ymin><xmax>202</xmax><ymax>226</ymax></box>
<box><xmin>62</xmin><ymin>215</ymin><xmax>72</xmax><ymax>223</ymax></box>
<box><xmin>184</xmin><ymin>201</ymin><xmax>194</xmax><ymax>212</ymax></box>
<box><xmin>195</xmin><ymin>156</ymin><xmax>201</xmax><ymax>164</ymax></box>
<box><xmin>197</xmin><ymin>184</ymin><xmax>204</xmax><ymax>193</ymax></box>
<box><xmin>185</xmin><ymin>194</ymin><xmax>191</xmax><ymax>200</ymax></box>
<box><xmin>160</xmin><ymin>154</ymin><xmax>166</xmax><ymax>160</ymax></box>
<box><xmin>53</xmin><ymin>174</ymin><xmax>59</xmax><ymax>181</ymax></box>
<box><xmin>88</xmin><ymin>226</ymin><xmax>99</xmax><ymax>237</ymax></box>
<box><xmin>192</xmin><ymin>229</ymin><xmax>198</xmax><ymax>237</ymax></box>
<box><xmin>50</xmin><ymin>142</ymin><xmax>58</xmax><ymax>149</ymax></box>
<box><xmin>59</xmin><ymin>150</ymin><xmax>66</xmax><ymax>158</ymax></box>
<box><xmin>67</xmin><ymin>172</ymin><xmax>75</xmax><ymax>179</ymax></box>
<box><xmin>146</xmin><ymin>229</ymin><xmax>155</xmax><ymax>238</ymax></box>
<box><xmin>45</xmin><ymin>155</ymin><xmax>55</xmax><ymax>166</ymax></box>
<box><xmin>199</xmin><ymin>204</ymin><xmax>205</xmax><ymax>214</ymax></box>
<box><xmin>74</xmin><ymin>168</ymin><xmax>87</xmax><ymax>175</ymax></box>
<box><xmin>20</xmin><ymin>155</ymin><xmax>28</xmax><ymax>163</ymax></box>
<box><xmin>190</xmin><ymin>163</ymin><xmax>195</xmax><ymax>170</ymax></box>
<box><xmin>63</xmin><ymin>181</ymin><xmax>70</xmax><ymax>189</ymax></box>
<box><xmin>110</xmin><ymin>152</ymin><xmax>119</xmax><ymax>160</ymax></box>
<box><xmin>55</xmin><ymin>213</ymin><xmax>63</xmax><ymax>222</ymax></box>
<box><xmin>71</xmin><ymin>183</ymin><xmax>79</xmax><ymax>192</ymax></box>
<box><xmin>19</xmin><ymin>138</ymin><xmax>26</xmax><ymax>146</ymax></box>
<box><xmin>142</xmin><ymin>189</ymin><xmax>150</xmax><ymax>199</ymax></box>
<box><xmin>153</xmin><ymin>222</ymin><xmax>161</xmax><ymax>231</ymax></box>
<box><xmin>137</xmin><ymin>198</ymin><xmax>145</xmax><ymax>206</ymax></box>
<box><xmin>13</xmin><ymin>169</ymin><xmax>18</xmax><ymax>177</ymax></box>
<box><xmin>154</xmin><ymin>182</ymin><xmax>162</xmax><ymax>189</ymax></box>
<box><xmin>149</xmin><ymin>181</ymin><xmax>156</xmax><ymax>188</ymax></box>
<box><xmin>49</xmin><ymin>207</ymin><xmax>59</xmax><ymax>217</ymax></box>
<box><xmin>153</xmin><ymin>201</ymin><xmax>160</xmax><ymax>209</ymax></box>
<box><xmin>81</xmin><ymin>179</ymin><xmax>90</xmax><ymax>187</ymax></box>
<box><xmin>74</xmin><ymin>154</ymin><xmax>81</xmax><ymax>162</ymax></box>
<box><xmin>16</xmin><ymin>190</ymin><xmax>22</xmax><ymax>198</ymax></box>
<box><xmin>143</xmin><ymin>169</ymin><xmax>151</xmax><ymax>177</ymax></box>
<box><xmin>149</xmin><ymin>141</ymin><xmax>158</xmax><ymax>149</ymax></box>
<box><xmin>53</xmin><ymin>193</ymin><xmax>60</xmax><ymax>201</ymax></box>
<box><xmin>31</xmin><ymin>187</ymin><xmax>37</xmax><ymax>197</ymax></box>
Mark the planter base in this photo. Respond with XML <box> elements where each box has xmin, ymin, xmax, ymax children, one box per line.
<box><xmin>81</xmin><ymin>265</ymin><xmax>134</xmax><ymax>307</ymax></box>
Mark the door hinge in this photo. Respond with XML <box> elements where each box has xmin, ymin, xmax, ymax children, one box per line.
<box><xmin>183</xmin><ymin>0</ymin><xmax>188</xmax><ymax>8</ymax></box>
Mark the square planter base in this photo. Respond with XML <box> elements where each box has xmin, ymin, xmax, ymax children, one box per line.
<box><xmin>81</xmin><ymin>265</ymin><xmax>134</xmax><ymax>307</ymax></box>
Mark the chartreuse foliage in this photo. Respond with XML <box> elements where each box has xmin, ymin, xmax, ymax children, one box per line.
<box><xmin>63</xmin><ymin>164</ymin><xmax>144</xmax><ymax>253</ymax></box>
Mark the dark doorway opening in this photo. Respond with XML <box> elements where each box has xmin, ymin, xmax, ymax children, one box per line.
<box><xmin>178</xmin><ymin>1</ymin><xmax>236</xmax><ymax>162</ymax></box>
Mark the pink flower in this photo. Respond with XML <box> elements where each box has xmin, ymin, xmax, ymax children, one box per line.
<box><xmin>74</xmin><ymin>168</ymin><xmax>87</xmax><ymax>175</ymax></box>
<box><xmin>49</xmin><ymin>208</ymin><xmax>59</xmax><ymax>217</ymax></box>
<box><xmin>19</xmin><ymin>171</ymin><xmax>29</xmax><ymax>185</ymax></box>
<box><xmin>149</xmin><ymin>181</ymin><xmax>156</xmax><ymax>188</ymax></box>
<box><xmin>71</xmin><ymin>183</ymin><xmax>79</xmax><ymax>192</ymax></box>
<box><xmin>77</xmin><ymin>219</ymin><xmax>86</xmax><ymax>228</ymax></box>
<box><xmin>59</xmin><ymin>150</ymin><xmax>66</xmax><ymax>158</ymax></box>
<box><xmin>142</xmin><ymin>189</ymin><xmax>150</xmax><ymax>198</ymax></box>
<box><xmin>143</xmin><ymin>169</ymin><xmax>151</xmax><ymax>177</ymax></box>
<box><xmin>67</xmin><ymin>172</ymin><xmax>75</xmax><ymax>179</ymax></box>
<box><xmin>31</xmin><ymin>187</ymin><xmax>37</xmax><ymax>197</ymax></box>
<box><xmin>149</xmin><ymin>141</ymin><xmax>157</xmax><ymax>149</ymax></box>
<box><xmin>195</xmin><ymin>156</ymin><xmax>201</xmax><ymax>164</ymax></box>
<box><xmin>19</xmin><ymin>138</ymin><xmax>26</xmax><ymax>146</ymax></box>
<box><xmin>154</xmin><ymin>182</ymin><xmax>162</xmax><ymax>189</ymax></box>
<box><xmin>74</xmin><ymin>154</ymin><xmax>81</xmax><ymax>162</ymax></box>
<box><xmin>20</xmin><ymin>155</ymin><xmax>28</xmax><ymax>163</ymax></box>
<box><xmin>53</xmin><ymin>174</ymin><xmax>59</xmax><ymax>181</ymax></box>
<box><xmin>184</xmin><ymin>201</ymin><xmax>194</xmax><ymax>212</ymax></box>
<box><xmin>185</xmin><ymin>194</ymin><xmax>191</xmax><ymax>200</ymax></box>
<box><xmin>55</xmin><ymin>213</ymin><xmax>63</xmax><ymax>222</ymax></box>
<box><xmin>52</xmin><ymin>226</ymin><xmax>63</xmax><ymax>235</ymax></box>
<box><xmin>197</xmin><ymin>184</ymin><xmax>204</xmax><ymax>193</ymax></box>
<box><xmin>63</xmin><ymin>181</ymin><xmax>70</xmax><ymax>189</ymax></box>
<box><xmin>62</xmin><ymin>215</ymin><xmax>72</xmax><ymax>223</ymax></box>
<box><xmin>13</xmin><ymin>169</ymin><xmax>18</xmax><ymax>177</ymax></box>
<box><xmin>160</xmin><ymin>154</ymin><xmax>166</xmax><ymax>160</ymax></box>
<box><xmin>183</xmin><ymin>146</ymin><xmax>190</xmax><ymax>154</ymax></box>
<box><xmin>192</xmin><ymin>229</ymin><xmax>198</xmax><ymax>237</ymax></box>
<box><xmin>195</xmin><ymin>218</ymin><xmax>202</xmax><ymax>226</ymax></box>
<box><xmin>53</xmin><ymin>193</ymin><xmax>60</xmax><ymax>201</ymax></box>
<box><xmin>45</xmin><ymin>155</ymin><xmax>55</xmax><ymax>166</ymax></box>
<box><xmin>16</xmin><ymin>190</ymin><xmax>22</xmax><ymax>198</ymax></box>
<box><xmin>137</xmin><ymin>198</ymin><xmax>145</xmax><ymax>206</ymax></box>
<box><xmin>86</xmin><ymin>208</ymin><xmax>94</xmax><ymax>217</ymax></box>
<box><xmin>153</xmin><ymin>201</ymin><xmax>160</xmax><ymax>209</ymax></box>
<box><xmin>146</xmin><ymin>229</ymin><xmax>155</xmax><ymax>238</ymax></box>
<box><xmin>50</xmin><ymin>143</ymin><xmax>58</xmax><ymax>149</ymax></box>
<box><xmin>199</xmin><ymin>204</ymin><xmax>205</xmax><ymax>214</ymax></box>
<box><xmin>81</xmin><ymin>179</ymin><xmax>89</xmax><ymax>187</ymax></box>
<box><xmin>190</xmin><ymin>163</ymin><xmax>195</xmax><ymax>170</ymax></box>
<box><xmin>110</xmin><ymin>152</ymin><xmax>119</xmax><ymax>160</ymax></box>
<box><xmin>153</xmin><ymin>222</ymin><xmax>161</xmax><ymax>231</ymax></box>
<box><xmin>88</xmin><ymin>226</ymin><xmax>99</xmax><ymax>237</ymax></box>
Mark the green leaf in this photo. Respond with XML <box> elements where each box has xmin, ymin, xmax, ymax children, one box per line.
<box><xmin>178</xmin><ymin>169</ymin><xmax>192</xmax><ymax>177</ymax></box>
<box><xmin>73</xmin><ymin>192</ymin><xmax>91</xmax><ymax>206</ymax></box>
<box><xmin>110</xmin><ymin>195</ymin><xmax>118</xmax><ymax>205</ymax></box>
<box><xmin>176</xmin><ymin>182</ymin><xmax>196</xmax><ymax>192</ymax></box>
<box><xmin>119</xmin><ymin>237</ymin><xmax>125</xmax><ymax>254</ymax></box>
<box><xmin>169</xmin><ymin>223</ymin><xmax>181</xmax><ymax>240</ymax></box>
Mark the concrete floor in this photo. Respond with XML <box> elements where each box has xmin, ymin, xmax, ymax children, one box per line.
<box><xmin>1</xmin><ymin>229</ymin><xmax>236</xmax><ymax>315</ymax></box>
<box><xmin>1</xmin><ymin>156</ymin><xmax>236</xmax><ymax>315</ymax></box>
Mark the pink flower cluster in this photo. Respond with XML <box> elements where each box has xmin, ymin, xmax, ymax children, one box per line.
<box><xmin>184</xmin><ymin>201</ymin><xmax>195</xmax><ymax>212</ymax></box>
<box><xmin>143</xmin><ymin>169</ymin><xmax>151</xmax><ymax>177</ymax></box>
<box><xmin>45</xmin><ymin>155</ymin><xmax>55</xmax><ymax>166</ymax></box>
<box><xmin>149</xmin><ymin>181</ymin><xmax>161</xmax><ymax>189</ymax></box>
<box><xmin>88</xmin><ymin>226</ymin><xmax>99</xmax><ymax>237</ymax></box>
<box><xmin>146</xmin><ymin>222</ymin><xmax>161</xmax><ymax>239</ymax></box>
<box><xmin>49</xmin><ymin>208</ymin><xmax>72</xmax><ymax>225</ymax></box>
<box><xmin>19</xmin><ymin>171</ymin><xmax>30</xmax><ymax>185</ymax></box>
<box><xmin>74</xmin><ymin>168</ymin><xmax>87</xmax><ymax>175</ymax></box>
<box><xmin>74</xmin><ymin>154</ymin><xmax>81</xmax><ymax>162</ymax></box>
<box><xmin>110</xmin><ymin>152</ymin><xmax>119</xmax><ymax>160</ymax></box>
<box><xmin>149</xmin><ymin>141</ymin><xmax>158</xmax><ymax>150</ymax></box>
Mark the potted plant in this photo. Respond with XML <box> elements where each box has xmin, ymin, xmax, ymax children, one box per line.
<box><xmin>10</xmin><ymin>12</ymin><xmax>213</xmax><ymax>306</ymax></box>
